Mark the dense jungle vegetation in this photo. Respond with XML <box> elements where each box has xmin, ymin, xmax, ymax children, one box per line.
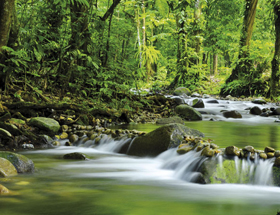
<box><xmin>1</xmin><ymin>0</ymin><xmax>280</xmax><ymax>110</ymax></box>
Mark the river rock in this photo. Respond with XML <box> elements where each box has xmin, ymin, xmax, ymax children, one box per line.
<box><xmin>191</xmin><ymin>92</ymin><xmax>201</xmax><ymax>98</ymax></box>
<box><xmin>69</xmin><ymin>134</ymin><xmax>79</xmax><ymax>143</ymax></box>
<box><xmin>275</xmin><ymin>151</ymin><xmax>280</xmax><ymax>157</ymax></box>
<box><xmin>127</xmin><ymin>123</ymin><xmax>204</xmax><ymax>157</ymax></box>
<box><xmin>222</xmin><ymin>110</ymin><xmax>242</xmax><ymax>119</ymax></box>
<box><xmin>156</xmin><ymin>116</ymin><xmax>184</xmax><ymax>125</ymax></box>
<box><xmin>28</xmin><ymin>117</ymin><xmax>60</xmax><ymax>135</ymax></box>
<box><xmin>249</xmin><ymin>106</ymin><xmax>262</xmax><ymax>115</ymax></box>
<box><xmin>225</xmin><ymin>146</ymin><xmax>240</xmax><ymax>157</ymax></box>
<box><xmin>273</xmin><ymin>108</ymin><xmax>280</xmax><ymax>115</ymax></box>
<box><xmin>192</xmin><ymin>99</ymin><xmax>205</xmax><ymax>108</ymax></box>
<box><xmin>173</xmin><ymin>87</ymin><xmax>191</xmax><ymax>96</ymax></box>
<box><xmin>60</xmin><ymin>132</ymin><xmax>68</xmax><ymax>139</ymax></box>
<box><xmin>252</xmin><ymin>98</ymin><xmax>266</xmax><ymax>104</ymax></box>
<box><xmin>265</xmin><ymin>146</ymin><xmax>275</xmax><ymax>153</ymax></box>
<box><xmin>206</xmin><ymin>99</ymin><xmax>219</xmax><ymax>104</ymax></box>
<box><xmin>0</xmin><ymin>184</ymin><xmax>9</xmax><ymax>194</ymax></box>
<box><xmin>173</xmin><ymin>97</ymin><xmax>185</xmax><ymax>105</ymax></box>
<box><xmin>177</xmin><ymin>144</ymin><xmax>193</xmax><ymax>155</ymax></box>
<box><xmin>0</xmin><ymin>151</ymin><xmax>34</xmax><ymax>173</ymax></box>
<box><xmin>201</xmin><ymin>146</ymin><xmax>215</xmax><ymax>157</ymax></box>
<box><xmin>259</xmin><ymin>152</ymin><xmax>267</xmax><ymax>159</ymax></box>
<box><xmin>243</xmin><ymin>145</ymin><xmax>254</xmax><ymax>153</ymax></box>
<box><xmin>61</xmin><ymin>125</ymin><xmax>68</xmax><ymax>132</ymax></box>
<box><xmin>63</xmin><ymin>152</ymin><xmax>87</xmax><ymax>160</ymax></box>
<box><xmin>175</xmin><ymin>105</ymin><xmax>202</xmax><ymax>121</ymax></box>
<box><xmin>267</xmin><ymin>152</ymin><xmax>275</xmax><ymax>158</ymax></box>
<box><xmin>274</xmin><ymin>157</ymin><xmax>280</xmax><ymax>166</ymax></box>
<box><xmin>0</xmin><ymin>157</ymin><xmax>18</xmax><ymax>177</ymax></box>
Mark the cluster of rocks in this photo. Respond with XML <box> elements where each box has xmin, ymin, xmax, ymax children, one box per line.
<box><xmin>53</xmin><ymin>124</ymin><xmax>146</xmax><ymax>147</ymax></box>
<box><xmin>177</xmin><ymin>139</ymin><xmax>280</xmax><ymax>166</ymax></box>
<box><xmin>170</xmin><ymin>87</ymin><xmax>280</xmax><ymax>120</ymax></box>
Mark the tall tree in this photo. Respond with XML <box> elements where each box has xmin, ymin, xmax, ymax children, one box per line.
<box><xmin>0</xmin><ymin>0</ymin><xmax>18</xmax><ymax>91</ymax></box>
<box><xmin>225</xmin><ymin>0</ymin><xmax>258</xmax><ymax>83</ymax></box>
<box><xmin>270</xmin><ymin>1</ymin><xmax>280</xmax><ymax>97</ymax></box>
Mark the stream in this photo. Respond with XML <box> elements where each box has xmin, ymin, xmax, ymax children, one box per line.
<box><xmin>1</xmin><ymin>97</ymin><xmax>280</xmax><ymax>215</ymax></box>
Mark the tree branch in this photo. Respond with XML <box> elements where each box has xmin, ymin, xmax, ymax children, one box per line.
<box><xmin>100</xmin><ymin>0</ymin><xmax>121</xmax><ymax>21</ymax></box>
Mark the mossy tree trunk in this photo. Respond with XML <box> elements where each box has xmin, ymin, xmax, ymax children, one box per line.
<box><xmin>225</xmin><ymin>0</ymin><xmax>258</xmax><ymax>83</ymax></box>
<box><xmin>0</xmin><ymin>0</ymin><xmax>18</xmax><ymax>91</ymax></box>
<box><xmin>270</xmin><ymin>3</ymin><xmax>280</xmax><ymax>98</ymax></box>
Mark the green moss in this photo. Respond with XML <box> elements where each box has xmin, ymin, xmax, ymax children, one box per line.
<box><xmin>207</xmin><ymin>160</ymin><xmax>249</xmax><ymax>184</ymax></box>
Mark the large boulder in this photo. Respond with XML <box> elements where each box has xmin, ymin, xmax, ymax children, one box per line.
<box><xmin>0</xmin><ymin>151</ymin><xmax>35</xmax><ymax>173</ymax></box>
<box><xmin>175</xmin><ymin>105</ymin><xmax>202</xmax><ymax>121</ymax></box>
<box><xmin>127</xmin><ymin>123</ymin><xmax>204</xmax><ymax>157</ymax></box>
<box><xmin>0</xmin><ymin>157</ymin><xmax>18</xmax><ymax>177</ymax></box>
<box><xmin>28</xmin><ymin>117</ymin><xmax>60</xmax><ymax>135</ymax></box>
<box><xmin>173</xmin><ymin>87</ymin><xmax>191</xmax><ymax>96</ymax></box>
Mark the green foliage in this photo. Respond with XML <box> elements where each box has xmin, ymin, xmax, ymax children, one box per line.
<box><xmin>0</xmin><ymin>0</ymin><xmax>277</xmax><ymax>102</ymax></box>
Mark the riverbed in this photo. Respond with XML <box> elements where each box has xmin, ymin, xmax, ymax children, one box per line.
<box><xmin>1</xmin><ymin>98</ymin><xmax>280</xmax><ymax>215</ymax></box>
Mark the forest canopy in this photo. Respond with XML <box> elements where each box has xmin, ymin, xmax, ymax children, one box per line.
<box><xmin>0</xmin><ymin>0</ymin><xmax>280</xmax><ymax>105</ymax></box>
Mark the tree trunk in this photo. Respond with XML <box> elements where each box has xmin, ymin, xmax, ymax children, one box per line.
<box><xmin>0</xmin><ymin>0</ymin><xmax>17</xmax><ymax>91</ymax></box>
<box><xmin>0</xmin><ymin>0</ymin><xmax>15</xmax><ymax>61</ymax></box>
<box><xmin>212</xmin><ymin>53</ymin><xmax>218</xmax><ymax>75</ymax></box>
<box><xmin>225</xmin><ymin>0</ymin><xmax>258</xmax><ymax>83</ymax></box>
<box><xmin>270</xmin><ymin>3</ymin><xmax>280</xmax><ymax>98</ymax></box>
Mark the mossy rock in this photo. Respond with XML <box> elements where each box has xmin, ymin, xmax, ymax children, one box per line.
<box><xmin>10</xmin><ymin>118</ymin><xmax>26</xmax><ymax>125</ymax></box>
<box><xmin>201</xmin><ymin>159</ymin><xmax>248</xmax><ymax>184</ymax></box>
<box><xmin>0</xmin><ymin>151</ymin><xmax>35</xmax><ymax>173</ymax></box>
<box><xmin>63</xmin><ymin>152</ymin><xmax>87</xmax><ymax>160</ymax></box>
<box><xmin>156</xmin><ymin>116</ymin><xmax>184</xmax><ymax>125</ymax></box>
<box><xmin>28</xmin><ymin>117</ymin><xmax>60</xmax><ymax>135</ymax></box>
<box><xmin>272</xmin><ymin>166</ymin><xmax>280</xmax><ymax>186</ymax></box>
<box><xmin>173</xmin><ymin>87</ymin><xmax>191</xmax><ymax>96</ymax></box>
<box><xmin>0</xmin><ymin>157</ymin><xmax>18</xmax><ymax>177</ymax></box>
<box><xmin>192</xmin><ymin>99</ymin><xmax>205</xmax><ymax>108</ymax></box>
<box><xmin>175</xmin><ymin>105</ymin><xmax>202</xmax><ymax>121</ymax></box>
<box><xmin>0</xmin><ymin>184</ymin><xmax>10</xmax><ymax>194</ymax></box>
<box><xmin>127</xmin><ymin>123</ymin><xmax>204</xmax><ymax>157</ymax></box>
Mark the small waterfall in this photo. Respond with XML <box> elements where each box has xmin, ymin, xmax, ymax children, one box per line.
<box><xmin>158</xmin><ymin>149</ymin><xmax>207</xmax><ymax>183</ymax></box>
<box><xmin>76</xmin><ymin>134</ymin><xmax>132</xmax><ymax>153</ymax></box>
<box><xmin>156</xmin><ymin>148</ymin><xmax>276</xmax><ymax>186</ymax></box>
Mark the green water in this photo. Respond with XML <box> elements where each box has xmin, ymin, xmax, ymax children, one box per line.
<box><xmin>1</xmin><ymin>121</ymin><xmax>280</xmax><ymax>215</ymax></box>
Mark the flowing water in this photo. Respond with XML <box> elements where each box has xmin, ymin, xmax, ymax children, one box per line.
<box><xmin>1</xmin><ymin>98</ymin><xmax>280</xmax><ymax>215</ymax></box>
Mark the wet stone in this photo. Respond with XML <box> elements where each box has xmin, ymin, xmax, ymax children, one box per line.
<box><xmin>63</xmin><ymin>152</ymin><xmax>87</xmax><ymax>160</ymax></box>
<box><xmin>275</xmin><ymin>151</ymin><xmax>280</xmax><ymax>157</ymax></box>
<box><xmin>267</xmin><ymin>152</ymin><xmax>275</xmax><ymax>158</ymax></box>
<box><xmin>243</xmin><ymin>145</ymin><xmax>254</xmax><ymax>153</ymax></box>
<box><xmin>264</xmin><ymin>146</ymin><xmax>275</xmax><ymax>153</ymax></box>
<box><xmin>259</xmin><ymin>152</ymin><xmax>267</xmax><ymax>160</ymax></box>
<box><xmin>274</xmin><ymin>157</ymin><xmax>280</xmax><ymax>166</ymax></box>
<box><xmin>225</xmin><ymin>146</ymin><xmax>240</xmax><ymax>157</ymax></box>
